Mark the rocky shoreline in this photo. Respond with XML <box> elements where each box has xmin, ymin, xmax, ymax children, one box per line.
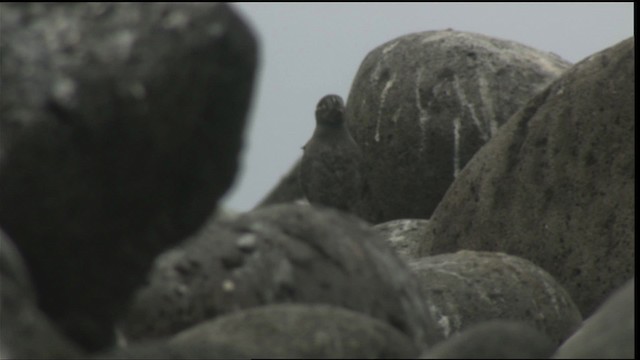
<box><xmin>0</xmin><ymin>3</ymin><xmax>634</xmax><ymax>359</ymax></box>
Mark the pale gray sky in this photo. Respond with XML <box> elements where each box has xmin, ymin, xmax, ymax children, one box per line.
<box><xmin>222</xmin><ymin>3</ymin><xmax>634</xmax><ymax>211</ymax></box>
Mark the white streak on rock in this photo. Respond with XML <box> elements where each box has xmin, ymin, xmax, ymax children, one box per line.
<box><xmin>382</xmin><ymin>40</ymin><xmax>400</xmax><ymax>55</ymax></box>
<box><xmin>415</xmin><ymin>68</ymin><xmax>429</xmax><ymax>130</ymax></box>
<box><xmin>477</xmin><ymin>74</ymin><xmax>498</xmax><ymax>137</ymax></box>
<box><xmin>415</xmin><ymin>68</ymin><xmax>430</xmax><ymax>152</ymax></box>
<box><xmin>453</xmin><ymin>116</ymin><xmax>461</xmax><ymax>178</ymax></box>
<box><xmin>454</xmin><ymin>74</ymin><xmax>488</xmax><ymax>142</ymax></box>
<box><xmin>375</xmin><ymin>74</ymin><xmax>396</xmax><ymax>142</ymax></box>
<box><xmin>391</xmin><ymin>106</ymin><xmax>402</xmax><ymax>124</ymax></box>
<box><xmin>429</xmin><ymin>304</ymin><xmax>452</xmax><ymax>338</ymax></box>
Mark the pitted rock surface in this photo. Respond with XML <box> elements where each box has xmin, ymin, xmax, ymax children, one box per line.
<box><xmin>345</xmin><ymin>29</ymin><xmax>571</xmax><ymax>223</ymax></box>
<box><xmin>554</xmin><ymin>278</ymin><xmax>634</xmax><ymax>359</ymax></box>
<box><xmin>410</xmin><ymin>250</ymin><xmax>582</xmax><ymax>345</ymax></box>
<box><xmin>169</xmin><ymin>304</ymin><xmax>419</xmax><ymax>358</ymax></box>
<box><xmin>0</xmin><ymin>3</ymin><xmax>258</xmax><ymax>350</ymax></box>
<box><xmin>374</xmin><ymin>219</ymin><xmax>430</xmax><ymax>262</ymax></box>
<box><xmin>119</xmin><ymin>203</ymin><xmax>440</xmax><ymax>350</ymax></box>
<box><xmin>421</xmin><ymin>320</ymin><xmax>556</xmax><ymax>359</ymax></box>
<box><xmin>421</xmin><ymin>37</ymin><xmax>634</xmax><ymax>316</ymax></box>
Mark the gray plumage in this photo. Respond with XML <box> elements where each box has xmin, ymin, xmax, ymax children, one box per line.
<box><xmin>299</xmin><ymin>94</ymin><xmax>362</xmax><ymax>212</ymax></box>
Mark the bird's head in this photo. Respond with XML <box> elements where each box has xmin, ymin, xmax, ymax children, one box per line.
<box><xmin>315</xmin><ymin>94</ymin><xmax>345</xmax><ymax>127</ymax></box>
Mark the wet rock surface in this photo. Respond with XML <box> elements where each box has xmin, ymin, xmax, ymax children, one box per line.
<box><xmin>554</xmin><ymin>278</ymin><xmax>635</xmax><ymax>359</ymax></box>
<box><xmin>421</xmin><ymin>320</ymin><xmax>556</xmax><ymax>359</ymax></box>
<box><xmin>0</xmin><ymin>3</ymin><xmax>258</xmax><ymax>351</ymax></box>
<box><xmin>345</xmin><ymin>29</ymin><xmax>571</xmax><ymax>223</ymax></box>
<box><xmin>374</xmin><ymin>219</ymin><xmax>430</xmax><ymax>262</ymax></box>
<box><xmin>119</xmin><ymin>203</ymin><xmax>440</xmax><ymax>349</ymax></box>
<box><xmin>169</xmin><ymin>304</ymin><xmax>419</xmax><ymax>359</ymax></box>
<box><xmin>410</xmin><ymin>250</ymin><xmax>582</xmax><ymax>345</ymax></box>
<box><xmin>421</xmin><ymin>37</ymin><xmax>635</xmax><ymax>317</ymax></box>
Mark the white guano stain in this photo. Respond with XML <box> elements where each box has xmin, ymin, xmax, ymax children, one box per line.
<box><xmin>453</xmin><ymin>74</ymin><xmax>488</xmax><ymax>142</ymax></box>
<box><xmin>415</xmin><ymin>68</ymin><xmax>430</xmax><ymax>152</ymax></box>
<box><xmin>375</xmin><ymin>74</ymin><xmax>396</xmax><ymax>142</ymax></box>
<box><xmin>415</xmin><ymin>68</ymin><xmax>429</xmax><ymax>131</ymax></box>
<box><xmin>453</xmin><ymin>116</ymin><xmax>461</xmax><ymax>178</ymax></box>
<box><xmin>477</xmin><ymin>74</ymin><xmax>498</xmax><ymax>137</ymax></box>
<box><xmin>429</xmin><ymin>304</ymin><xmax>452</xmax><ymax>338</ymax></box>
<box><xmin>382</xmin><ymin>40</ymin><xmax>400</xmax><ymax>55</ymax></box>
<box><xmin>391</xmin><ymin>106</ymin><xmax>402</xmax><ymax>124</ymax></box>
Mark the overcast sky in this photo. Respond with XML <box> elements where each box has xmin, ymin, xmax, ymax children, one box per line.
<box><xmin>222</xmin><ymin>2</ymin><xmax>634</xmax><ymax>211</ymax></box>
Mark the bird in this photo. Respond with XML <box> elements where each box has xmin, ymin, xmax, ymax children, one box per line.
<box><xmin>299</xmin><ymin>94</ymin><xmax>362</xmax><ymax>213</ymax></box>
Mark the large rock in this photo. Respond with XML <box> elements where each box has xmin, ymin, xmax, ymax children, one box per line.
<box><xmin>169</xmin><ymin>304</ymin><xmax>419</xmax><ymax>358</ymax></box>
<box><xmin>0</xmin><ymin>230</ymin><xmax>83</xmax><ymax>359</ymax></box>
<box><xmin>345</xmin><ymin>29</ymin><xmax>571</xmax><ymax>223</ymax></box>
<box><xmin>0</xmin><ymin>3</ymin><xmax>258</xmax><ymax>351</ymax></box>
<box><xmin>410</xmin><ymin>251</ymin><xmax>582</xmax><ymax>345</ymax></box>
<box><xmin>420</xmin><ymin>38</ymin><xmax>634</xmax><ymax>316</ymax></box>
<box><xmin>118</xmin><ymin>204</ymin><xmax>441</xmax><ymax>350</ymax></box>
<box><xmin>421</xmin><ymin>320</ymin><xmax>556</xmax><ymax>359</ymax></box>
<box><xmin>554</xmin><ymin>278</ymin><xmax>634</xmax><ymax>359</ymax></box>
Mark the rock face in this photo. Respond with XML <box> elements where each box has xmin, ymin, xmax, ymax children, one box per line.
<box><xmin>410</xmin><ymin>251</ymin><xmax>582</xmax><ymax>345</ymax></box>
<box><xmin>0</xmin><ymin>3</ymin><xmax>258</xmax><ymax>351</ymax></box>
<box><xmin>421</xmin><ymin>38</ymin><xmax>634</xmax><ymax>316</ymax></box>
<box><xmin>345</xmin><ymin>29</ymin><xmax>571</xmax><ymax>223</ymax></box>
<box><xmin>421</xmin><ymin>320</ymin><xmax>556</xmax><ymax>359</ymax></box>
<box><xmin>118</xmin><ymin>204</ymin><xmax>441</xmax><ymax>349</ymax></box>
<box><xmin>169</xmin><ymin>304</ymin><xmax>419</xmax><ymax>358</ymax></box>
<box><xmin>0</xmin><ymin>230</ymin><xmax>82</xmax><ymax>359</ymax></box>
<box><xmin>374</xmin><ymin>219</ymin><xmax>430</xmax><ymax>262</ymax></box>
<box><xmin>554</xmin><ymin>278</ymin><xmax>635</xmax><ymax>359</ymax></box>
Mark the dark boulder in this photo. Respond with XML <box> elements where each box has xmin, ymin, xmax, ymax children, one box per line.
<box><xmin>345</xmin><ymin>29</ymin><xmax>571</xmax><ymax>223</ymax></box>
<box><xmin>118</xmin><ymin>203</ymin><xmax>441</xmax><ymax>350</ymax></box>
<box><xmin>168</xmin><ymin>304</ymin><xmax>419</xmax><ymax>359</ymax></box>
<box><xmin>554</xmin><ymin>278</ymin><xmax>635</xmax><ymax>359</ymax></box>
<box><xmin>0</xmin><ymin>230</ymin><xmax>83</xmax><ymax>359</ymax></box>
<box><xmin>421</xmin><ymin>37</ymin><xmax>634</xmax><ymax>317</ymax></box>
<box><xmin>410</xmin><ymin>250</ymin><xmax>582</xmax><ymax>345</ymax></box>
<box><xmin>0</xmin><ymin>3</ymin><xmax>258</xmax><ymax>351</ymax></box>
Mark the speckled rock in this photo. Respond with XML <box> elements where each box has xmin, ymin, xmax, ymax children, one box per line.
<box><xmin>554</xmin><ymin>278</ymin><xmax>634</xmax><ymax>359</ymax></box>
<box><xmin>168</xmin><ymin>304</ymin><xmax>419</xmax><ymax>358</ymax></box>
<box><xmin>410</xmin><ymin>250</ymin><xmax>582</xmax><ymax>345</ymax></box>
<box><xmin>421</xmin><ymin>38</ymin><xmax>634</xmax><ymax>317</ymax></box>
<box><xmin>0</xmin><ymin>3</ymin><xmax>258</xmax><ymax>351</ymax></box>
<box><xmin>421</xmin><ymin>320</ymin><xmax>556</xmax><ymax>359</ymax></box>
<box><xmin>374</xmin><ymin>219</ymin><xmax>430</xmax><ymax>262</ymax></box>
<box><xmin>345</xmin><ymin>29</ymin><xmax>571</xmax><ymax>223</ymax></box>
<box><xmin>118</xmin><ymin>204</ymin><xmax>441</xmax><ymax>350</ymax></box>
<box><xmin>0</xmin><ymin>230</ymin><xmax>83</xmax><ymax>359</ymax></box>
